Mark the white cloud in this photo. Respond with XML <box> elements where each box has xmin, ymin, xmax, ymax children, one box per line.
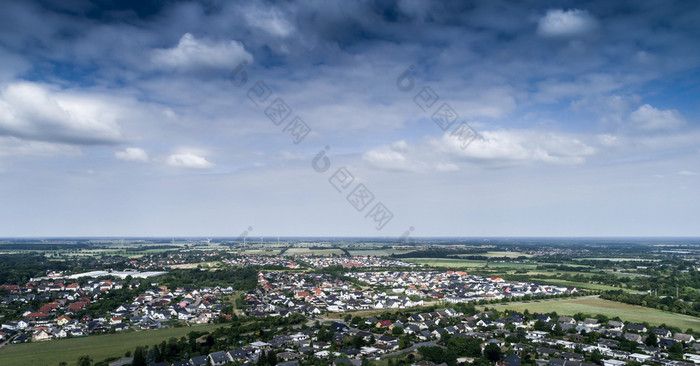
<box><xmin>678</xmin><ymin>170</ymin><xmax>698</xmax><ymax>176</ymax></box>
<box><xmin>597</xmin><ymin>134</ymin><xmax>619</xmax><ymax>147</ymax></box>
<box><xmin>435</xmin><ymin>162</ymin><xmax>459</xmax><ymax>172</ymax></box>
<box><xmin>0</xmin><ymin>82</ymin><xmax>123</xmax><ymax>145</ymax></box>
<box><xmin>152</xmin><ymin>33</ymin><xmax>253</xmax><ymax>72</ymax></box>
<box><xmin>363</xmin><ymin>130</ymin><xmax>598</xmax><ymax>173</ymax></box>
<box><xmin>0</xmin><ymin>136</ymin><xmax>80</xmax><ymax>158</ymax></box>
<box><xmin>166</xmin><ymin>153</ymin><xmax>214</xmax><ymax>169</ymax></box>
<box><xmin>363</xmin><ymin>148</ymin><xmax>427</xmax><ymax>173</ymax></box>
<box><xmin>437</xmin><ymin>130</ymin><xmax>596</xmax><ymax>166</ymax></box>
<box><xmin>629</xmin><ymin>104</ymin><xmax>686</xmax><ymax>131</ymax></box>
<box><xmin>537</xmin><ymin>9</ymin><xmax>597</xmax><ymax>38</ymax></box>
<box><xmin>243</xmin><ymin>5</ymin><xmax>294</xmax><ymax>38</ymax></box>
<box><xmin>115</xmin><ymin>147</ymin><xmax>148</xmax><ymax>162</ymax></box>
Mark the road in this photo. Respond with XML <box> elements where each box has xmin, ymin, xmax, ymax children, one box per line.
<box><xmin>0</xmin><ymin>334</ymin><xmax>17</xmax><ymax>350</ymax></box>
<box><xmin>380</xmin><ymin>340</ymin><xmax>438</xmax><ymax>358</ymax></box>
<box><xmin>109</xmin><ymin>357</ymin><xmax>133</xmax><ymax>366</ymax></box>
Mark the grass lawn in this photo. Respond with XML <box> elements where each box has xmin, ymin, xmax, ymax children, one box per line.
<box><xmin>238</xmin><ymin>249</ymin><xmax>282</xmax><ymax>255</ymax></box>
<box><xmin>0</xmin><ymin>324</ymin><xmax>225</xmax><ymax>366</ymax></box>
<box><xmin>481</xmin><ymin>251</ymin><xmax>533</xmax><ymax>258</ymax></box>
<box><xmin>405</xmin><ymin>258</ymin><xmax>537</xmax><ymax>270</ymax></box>
<box><xmin>284</xmin><ymin>248</ymin><xmax>345</xmax><ymax>256</ymax></box>
<box><xmin>493</xmin><ymin>297</ymin><xmax>700</xmax><ymax>330</ymax></box>
<box><xmin>348</xmin><ymin>249</ymin><xmax>417</xmax><ymax>257</ymax></box>
<box><xmin>575</xmin><ymin>258</ymin><xmax>661</xmax><ymax>262</ymax></box>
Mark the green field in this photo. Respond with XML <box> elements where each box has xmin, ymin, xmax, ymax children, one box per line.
<box><xmin>462</xmin><ymin>251</ymin><xmax>534</xmax><ymax>258</ymax></box>
<box><xmin>405</xmin><ymin>258</ymin><xmax>537</xmax><ymax>269</ymax></box>
<box><xmin>526</xmin><ymin>278</ymin><xmax>636</xmax><ymax>292</ymax></box>
<box><xmin>347</xmin><ymin>249</ymin><xmax>417</xmax><ymax>257</ymax></box>
<box><xmin>284</xmin><ymin>248</ymin><xmax>345</xmax><ymax>256</ymax></box>
<box><xmin>238</xmin><ymin>248</ymin><xmax>283</xmax><ymax>255</ymax></box>
<box><xmin>575</xmin><ymin>258</ymin><xmax>661</xmax><ymax>262</ymax></box>
<box><xmin>493</xmin><ymin>297</ymin><xmax>700</xmax><ymax>330</ymax></box>
<box><xmin>0</xmin><ymin>324</ymin><xmax>225</xmax><ymax>366</ymax></box>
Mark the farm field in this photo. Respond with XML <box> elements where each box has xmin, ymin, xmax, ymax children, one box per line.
<box><xmin>0</xmin><ymin>324</ymin><xmax>225</xmax><ymax>366</ymax></box>
<box><xmin>405</xmin><ymin>258</ymin><xmax>537</xmax><ymax>269</ymax></box>
<box><xmin>492</xmin><ymin>297</ymin><xmax>700</xmax><ymax>330</ymax></box>
<box><xmin>348</xmin><ymin>249</ymin><xmax>417</xmax><ymax>257</ymax></box>
<box><xmin>456</xmin><ymin>251</ymin><xmax>534</xmax><ymax>258</ymax></box>
<box><xmin>574</xmin><ymin>258</ymin><xmax>661</xmax><ymax>262</ymax></box>
<box><xmin>284</xmin><ymin>248</ymin><xmax>345</xmax><ymax>256</ymax></box>
<box><xmin>237</xmin><ymin>248</ymin><xmax>283</xmax><ymax>255</ymax></box>
<box><xmin>527</xmin><ymin>278</ymin><xmax>638</xmax><ymax>292</ymax></box>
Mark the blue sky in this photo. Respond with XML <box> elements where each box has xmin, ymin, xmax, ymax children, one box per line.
<box><xmin>0</xmin><ymin>0</ymin><xmax>698</xmax><ymax>237</ymax></box>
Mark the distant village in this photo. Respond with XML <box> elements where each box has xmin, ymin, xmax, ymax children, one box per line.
<box><xmin>2</xmin><ymin>254</ymin><xmax>700</xmax><ymax>366</ymax></box>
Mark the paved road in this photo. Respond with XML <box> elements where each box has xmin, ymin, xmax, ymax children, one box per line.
<box><xmin>380</xmin><ymin>340</ymin><xmax>438</xmax><ymax>358</ymax></box>
<box><xmin>0</xmin><ymin>334</ymin><xmax>17</xmax><ymax>350</ymax></box>
<box><xmin>109</xmin><ymin>357</ymin><xmax>133</xmax><ymax>366</ymax></box>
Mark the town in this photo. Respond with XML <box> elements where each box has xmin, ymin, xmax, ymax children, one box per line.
<box><xmin>2</xmin><ymin>242</ymin><xmax>700</xmax><ymax>366</ymax></box>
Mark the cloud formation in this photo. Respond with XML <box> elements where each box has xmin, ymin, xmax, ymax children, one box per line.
<box><xmin>629</xmin><ymin>104</ymin><xmax>686</xmax><ymax>131</ymax></box>
<box><xmin>152</xmin><ymin>33</ymin><xmax>253</xmax><ymax>73</ymax></box>
<box><xmin>0</xmin><ymin>82</ymin><xmax>123</xmax><ymax>145</ymax></box>
<box><xmin>537</xmin><ymin>9</ymin><xmax>597</xmax><ymax>38</ymax></box>
<box><xmin>115</xmin><ymin>147</ymin><xmax>149</xmax><ymax>162</ymax></box>
<box><xmin>166</xmin><ymin>153</ymin><xmax>214</xmax><ymax>169</ymax></box>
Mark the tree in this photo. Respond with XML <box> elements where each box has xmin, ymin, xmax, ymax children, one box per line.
<box><xmin>133</xmin><ymin>346</ymin><xmax>147</xmax><ymax>366</ymax></box>
<box><xmin>351</xmin><ymin>334</ymin><xmax>367</xmax><ymax>349</ymax></box>
<box><xmin>77</xmin><ymin>355</ymin><xmax>93</xmax><ymax>366</ymax></box>
<box><xmin>670</xmin><ymin>342</ymin><xmax>684</xmax><ymax>358</ymax></box>
<box><xmin>146</xmin><ymin>346</ymin><xmax>161</xmax><ymax>365</ymax></box>
<box><xmin>645</xmin><ymin>332</ymin><xmax>658</xmax><ymax>347</ymax></box>
<box><xmin>392</xmin><ymin>326</ymin><xmax>404</xmax><ymax>335</ymax></box>
<box><xmin>399</xmin><ymin>335</ymin><xmax>411</xmax><ymax>349</ymax></box>
<box><xmin>484</xmin><ymin>343</ymin><xmax>502</xmax><ymax>363</ymax></box>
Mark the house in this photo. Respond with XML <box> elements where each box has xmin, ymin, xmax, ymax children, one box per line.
<box><xmin>504</xmin><ymin>354</ymin><xmax>522</xmax><ymax>366</ymax></box>
<box><xmin>653</xmin><ymin>328</ymin><xmax>672</xmax><ymax>338</ymax></box>
<box><xmin>277</xmin><ymin>352</ymin><xmax>301</xmax><ymax>361</ymax></box>
<box><xmin>333</xmin><ymin>358</ymin><xmax>360</xmax><ymax>366</ymax></box>
<box><xmin>32</xmin><ymin>329</ymin><xmax>52</xmax><ymax>341</ymax></box>
<box><xmin>583</xmin><ymin>319</ymin><xmax>600</xmax><ymax>328</ymax></box>
<box><xmin>190</xmin><ymin>355</ymin><xmax>208</xmax><ymax>366</ymax></box>
<box><xmin>208</xmin><ymin>351</ymin><xmax>229</xmax><ymax>366</ymax></box>
<box><xmin>558</xmin><ymin>316</ymin><xmax>576</xmax><ymax>325</ymax></box>
<box><xmin>675</xmin><ymin>333</ymin><xmax>696</xmax><ymax>343</ymax></box>
<box><xmin>330</xmin><ymin>322</ymin><xmax>350</xmax><ymax>333</ymax></box>
<box><xmin>227</xmin><ymin>349</ymin><xmax>248</xmax><ymax>362</ymax></box>
<box><xmin>624</xmin><ymin>333</ymin><xmax>642</xmax><ymax>343</ymax></box>
<box><xmin>625</xmin><ymin>324</ymin><xmax>647</xmax><ymax>333</ymax></box>
<box><xmin>607</xmin><ymin>321</ymin><xmax>624</xmax><ymax>330</ymax></box>
<box><xmin>602</xmin><ymin>360</ymin><xmax>626</xmax><ymax>366</ymax></box>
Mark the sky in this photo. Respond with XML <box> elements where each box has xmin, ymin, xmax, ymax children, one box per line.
<box><xmin>0</xmin><ymin>0</ymin><xmax>698</xmax><ymax>238</ymax></box>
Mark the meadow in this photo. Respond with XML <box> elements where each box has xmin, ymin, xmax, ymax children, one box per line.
<box><xmin>0</xmin><ymin>324</ymin><xmax>224</xmax><ymax>366</ymax></box>
<box><xmin>492</xmin><ymin>297</ymin><xmax>700</xmax><ymax>330</ymax></box>
<box><xmin>404</xmin><ymin>258</ymin><xmax>537</xmax><ymax>269</ymax></box>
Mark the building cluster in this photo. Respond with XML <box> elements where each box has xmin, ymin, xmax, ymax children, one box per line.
<box><xmin>0</xmin><ymin>280</ymin><xmax>230</xmax><ymax>343</ymax></box>
<box><xmin>245</xmin><ymin>271</ymin><xmax>425</xmax><ymax>317</ymax></box>
<box><xmin>300</xmin><ymin>256</ymin><xmax>418</xmax><ymax>268</ymax></box>
<box><xmin>346</xmin><ymin>271</ymin><xmax>576</xmax><ymax>302</ymax></box>
<box><xmin>526</xmin><ymin>316</ymin><xmax>700</xmax><ymax>366</ymax></box>
<box><xmin>224</xmin><ymin>255</ymin><xmax>301</xmax><ymax>268</ymax></box>
<box><xmin>122</xmin><ymin>305</ymin><xmax>700</xmax><ymax>366</ymax></box>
